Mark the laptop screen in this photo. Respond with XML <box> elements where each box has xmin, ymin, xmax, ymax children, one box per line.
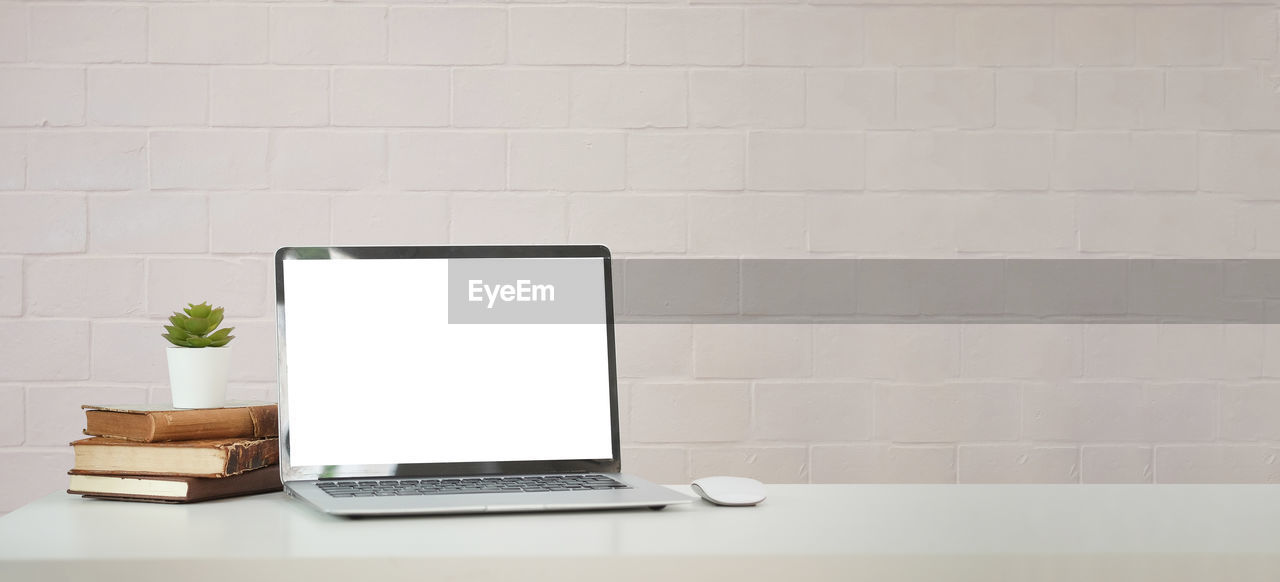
<box><xmin>278</xmin><ymin>248</ymin><xmax>615</xmax><ymax>473</ymax></box>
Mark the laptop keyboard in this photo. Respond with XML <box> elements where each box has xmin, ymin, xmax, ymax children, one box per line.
<box><xmin>317</xmin><ymin>474</ymin><xmax>631</xmax><ymax>497</ymax></box>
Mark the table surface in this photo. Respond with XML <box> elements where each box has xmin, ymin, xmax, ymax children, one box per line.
<box><xmin>4</xmin><ymin>484</ymin><xmax>1280</xmax><ymax>581</ymax></box>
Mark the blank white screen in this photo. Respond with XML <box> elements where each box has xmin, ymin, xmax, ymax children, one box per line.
<box><xmin>283</xmin><ymin>258</ymin><xmax>614</xmax><ymax>467</ymax></box>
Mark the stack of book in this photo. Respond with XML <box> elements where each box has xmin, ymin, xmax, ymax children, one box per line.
<box><xmin>67</xmin><ymin>402</ymin><xmax>283</xmax><ymax>503</ymax></box>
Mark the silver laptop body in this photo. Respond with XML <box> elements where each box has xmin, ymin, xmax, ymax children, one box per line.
<box><xmin>275</xmin><ymin>245</ymin><xmax>692</xmax><ymax>517</ymax></box>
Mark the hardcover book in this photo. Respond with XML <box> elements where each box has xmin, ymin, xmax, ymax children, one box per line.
<box><xmin>70</xmin><ymin>436</ymin><xmax>279</xmax><ymax>478</ymax></box>
<box><xmin>68</xmin><ymin>465</ymin><xmax>283</xmax><ymax>504</ymax></box>
<box><xmin>82</xmin><ymin>402</ymin><xmax>277</xmax><ymax>443</ymax></box>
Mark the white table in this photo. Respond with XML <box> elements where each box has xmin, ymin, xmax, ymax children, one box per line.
<box><xmin>3</xmin><ymin>485</ymin><xmax>1280</xmax><ymax>581</ymax></box>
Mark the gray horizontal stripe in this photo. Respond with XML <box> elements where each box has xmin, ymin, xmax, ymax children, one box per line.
<box><xmin>610</xmin><ymin>259</ymin><xmax>1280</xmax><ymax>324</ymax></box>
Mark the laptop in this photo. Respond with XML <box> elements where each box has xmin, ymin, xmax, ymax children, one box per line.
<box><xmin>274</xmin><ymin>245</ymin><xmax>693</xmax><ymax>517</ymax></box>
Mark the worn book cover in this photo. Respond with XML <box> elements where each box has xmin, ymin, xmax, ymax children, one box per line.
<box><xmin>82</xmin><ymin>402</ymin><xmax>278</xmax><ymax>443</ymax></box>
<box><xmin>68</xmin><ymin>465</ymin><xmax>283</xmax><ymax>504</ymax></box>
<box><xmin>70</xmin><ymin>436</ymin><xmax>279</xmax><ymax>478</ymax></box>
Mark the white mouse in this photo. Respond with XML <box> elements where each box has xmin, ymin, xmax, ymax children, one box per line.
<box><xmin>690</xmin><ymin>476</ymin><xmax>766</xmax><ymax>506</ymax></box>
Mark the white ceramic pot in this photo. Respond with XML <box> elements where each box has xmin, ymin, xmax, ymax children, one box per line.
<box><xmin>166</xmin><ymin>346</ymin><xmax>232</xmax><ymax>409</ymax></box>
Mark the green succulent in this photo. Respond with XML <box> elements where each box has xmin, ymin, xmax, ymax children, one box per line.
<box><xmin>162</xmin><ymin>302</ymin><xmax>235</xmax><ymax>348</ymax></box>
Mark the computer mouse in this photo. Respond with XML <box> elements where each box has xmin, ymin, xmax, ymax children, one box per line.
<box><xmin>690</xmin><ymin>476</ymin><xmax>766</xmax><ymax>506</ymax></box>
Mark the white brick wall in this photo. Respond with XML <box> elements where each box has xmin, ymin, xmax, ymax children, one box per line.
<box><xmin>451</xmin><ymin>194</ymin><xmax>567</xmax><ymax>245</ymax></box>
<box><xmin>0</xmin><ymin>194</ymin><xmax>86</xmax><ymax>253</ymax></box>
<box><xmin>147</xmin><ymin>258</ymin><xmax>272</xmax><ymax>319</ymax></box>
<box><xmin>210</xmin><ymin>68</ymin><xmax>329</xmax><ymax>127</ymax></box>
<box><xmin>630</xmin><ymin>382</ymin><xmax>751</xmax><ymax>443</ymax></box>
<box><xmin>896</xmin><ymin>69</ymin><xmax>995</xmax><ymax>129</ymax></box>
<box><xmin>572</xmin><ymin>70</ymin><xmax>688</xmax><ymax>129</ymax></box>
<box><xmin>754</xmin><ymin>383</ymin><xmax>872</xmax><ymax>441</ymax></box>
<box><xmin>1081</xmin><ymin>446</ymin><xmax>1152</xmax><ymax>484</ymax></box>
<box><xmin>88</xmin><ymin>193</ymin><xmax>209</xmax><ymax>254</ymax></box>
<box><xmin>628</xmin><ymin>134</ymin><xmax>744</xmax><ymax>190</ymax></box>
<box><xmin>693</xmin><ymin>70</ymin><xmax>805</xmax><ymax>128</ymax></box>
<box><xmin>150</xmin><ymin>131</ymin><xmax>270</xmax><ymax>190</ymax></box>
<box><xmin>1136</xmin><ymin>7</ymin><xmax>1223</xmax><ymax>66</ymax></box>
<box><xmin>690</xmin><ymin>446</ymin><xmax>808</xmax><ymax>483</ymax></box>
<box><xmin>995</xmin><ymin>70</ymin><xmax>1074</xmax><ymax>130</ymax></box>
<box><xmin>508</xmin><ymin>132</ymin><xmax>625</xmax><ymax>191</ymax></box>
<box><xmin>0</xmin><ymin>320</ymin><xmax>90</xmax><ymax>382</ymax></box>
<box><xmin>689</xmin><ymin>195</ymin><xmax>806</xmax><ymax>255</ymax></box>
<box><xmin>332</xmin><ymin>68</ymin><xmax>450</xmax><ymax>128</ymax></box>
<box><xmin>956</xmin><ymin>7</ymin><xmax>1053</xmax><ymax>66</ymax></box>
<box><xmin>0</xmin><ymin>260</ymin><xmax>18</xmax><ymax>317</ymax></box>
<box><xmin>91</xmin><ymin>322</ymin><xmax>172</xmax><ymax>384</ymax></box>
<box><xmin>1076</xmin><ymin>70</ymin><xmax>1163</xmax><ymax>129</ymax></box>
<box><xmin>27</xmin><ymin>132</ymin><xmax>148</xmax><ymax>191</ymax></box>
<box><xmin>389</xmin><ymin>8</ymin><xmax>507</xmax><ymax>66</ymax></box>
<box><xmin>29</xmin><ymin>5</ymin><xmax>146</xmax><ymax>64</ymax></box>
<box><xmin>88</xmin><ymin>67</ymin><xmax>208</xmax><ymax>127</ymax></box>
<box><xmin>805</xmin><ymin>70</ymin><xmax>894</xmax><ymax>129</ymax></box>
<box><xmin>748</xmin><ymin>132</ymin><xmax>863</xmax><ymax>190</ymax></box>
<box><xmin>865</xmin><ymin>7</ymin><xmax>955</xmax><ymax>67</ymax></box>
<box><xmin>570</xmin><ymin>195</ymin><xmax>686</xmax><ymax>254</ymax></box>
<box><xmin>208</xmin><ymin>193</ymin><xmax>330</xmax><ymax>253</ymax></box>
<box><xmin>0</xmin><ymin>387</ymin><xmax>23</xmax><ymax>445</ymax></box>
<box><xmin>746</xmin><ymin>8</ymin><xmax>863</xmax><ymax>66</ymax></box>
<box><xmin>510</xmin><ymin>7</ymin><xmax>625</xmax><ymax>65</ymax></box>
<box><xmin>331</xmin><ymin>193</ymin><xmax>450</xmax><ymax>246</ymax></box>
<box><xmin>0</xmin><ymin>5</ymin><xmax>25</xmax><ymax>63</ymax></box>
<box><xmin>1056</xmin><ymin>7</ymin><xmax>1135</xmax><ymax>66</ymax></box>
<box><xmin>0</xmin><ymin>68</ymin><xmax>85</xmax><ymax>127</ymax></box>
<box><xmin>2</xmin><ymin>0</ymin><xmax>1280</xmax><ymax>513</ymax></box>
<box><xmin>0</xmin><ymin>134</ymin><xmax>21</xmax><ymax>190</ymax></box>
<box><xmin>26</xmin><ymin>258</ymin><xmax>145</xmax><ymax>317</ymax></box>
<box><xmin>270</xmin><ymin>6</ymin><xmax>387</xmax><ymax>65</ymax></box>
<box><xmin>958</xmin><ymin>444</ymin><xmax>1079</xmax><ymax>483</ymax></box>
<box><xmin>389</xmin><ymin>131</ymin><xmax>506</xmax><ymax>190</ymax></box>
<box><xmin>452</xmin><ymin>69</ymin><xmax>570</xmax><ymax>128</ymax></box>
<box><xmin>865</xmin><ymin>132</ymin><xmax>1051</xmax><ymax>191</ymax></box>
<box><xmin>811</xmin><ymin>444</ymin><xmax>957</xmax><ymax>483</ymax></box>
<box><xmin>271</xmin><ymin>130</ymin><xmax>386</xmax><ymax>190</ymax></box>
<box><xmin>149</xmin><ymin>5</ymin><xmax>270</xmax><ymax>65</ymax></box>
<box><xmin>628</xmin><ymin>8</ymin><xmax>743</xmax><ymax>66</ymax></box>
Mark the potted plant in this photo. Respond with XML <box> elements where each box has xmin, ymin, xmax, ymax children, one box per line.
<box><xmin>162</xmin><ymin>302</ymin><xmax>236</xmax><ymax>409</ymax></box>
